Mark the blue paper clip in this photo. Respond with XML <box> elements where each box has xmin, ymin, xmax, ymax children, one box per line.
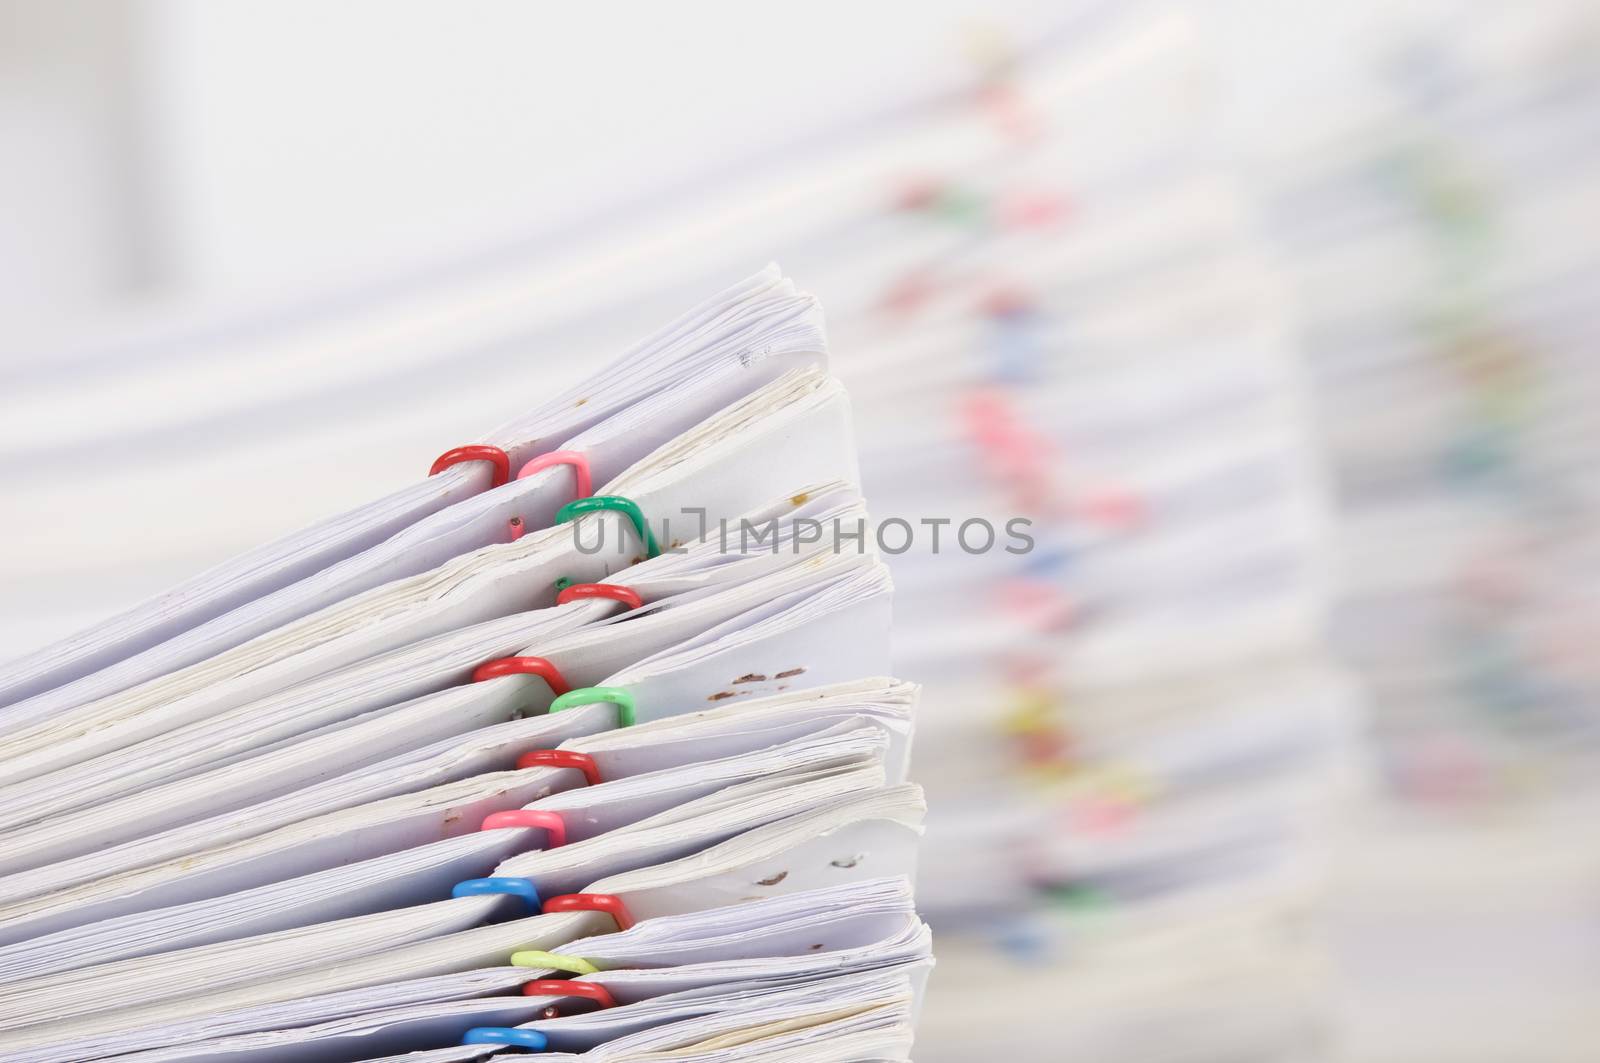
<box><xmin>452</xmin><ymin>877</ymin><xmax>542</xmax><ymax>913</ymax></box>
<box><xmin>462</xmin><ymin>1027</ymin><xmax>549</xmax><ymax>1050</ymax></box>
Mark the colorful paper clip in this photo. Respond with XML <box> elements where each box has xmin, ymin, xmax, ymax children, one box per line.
<box><xmin>555</xmin><ymin>583</ymin><xmax>643</xmax><ymax>610</ymax></box>
<box><xmin>430</xmin><ymin>445</ymin><xmax>511</xmax><ymax>488</ymax></box>
<box><xmin>510</xmin><ymin>950</ymin><xmax>600</xmax><ymax>976</ymax></box>
<box><xmin>471</xmin><ymin>656</ymin><xmax>571</xmax><ymax>696</ymax></box>
<box><xmin>480</xmin><ymin>809</ymin><xmax>567</xmax><ymax>847</ymax></box>
<box><xmin>549</xmin><ymin>686</ymin><xmax>635</xmax><ymax>727</ymax></box>
<box><xmin>451</xmin><ymin>877</ymin><xmax>541</xmax><ymax>913</ymax></box>
<box><xmin>516</xmin><ymin>450</ymin><xmax>593</xmax><ymax>499</ymax></box>
<box><xmin>515</xmin><ymin>749</ymin><xmax>602</xmax><ymax>786</ymax></box>
<box><xmin>462</xmin><ymin>1027</ymin><xmax>548</xmax><ymax>1050</ymax></box>
<box><xmin>554</xmin><ymin>496</ymin><xmax>660</xmax><ymax>558</ymax></box>
<box><xmin>521</xmin><ymin>979</ymin><xmax>616</xmax><ymax>1007</ymax></box>
<box><xmin>541</xmin><ymin>893</ymin><xmax>634</xmax><ymax>931</ymax></box>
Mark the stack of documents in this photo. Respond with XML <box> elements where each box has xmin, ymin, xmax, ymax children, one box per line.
<box><xmin>1254</xmin><ymin>0</ymin><xmax>1600</xmax><ymax>805</ymax></box>
<box><xmin>0</xmin><ymin>268</ymin><xmax>932</xmax><ymax>1062</ymax></box>
<box><xmin>1244</xmin><ymin>6</ymin><xmax>1600</xmax><ymax>1052</ymax></box>
<box><xmin>817</xmin><ymin>5</ymin><xmax>1353</xmax><ymax>973</ymax></box>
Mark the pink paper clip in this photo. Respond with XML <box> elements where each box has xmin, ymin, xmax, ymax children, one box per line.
<box><xmin>481</xmin><ymin>809</ymin><xmax>567</xmax><ymax>847</ymax></box>
<box><xmin>517</xmin><ymin>450</ymin><xmax>592</xmax><ymax>500</ymax></box>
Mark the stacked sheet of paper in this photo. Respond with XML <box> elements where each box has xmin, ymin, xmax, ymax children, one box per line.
<box><xmin>0</xmin><ymin>270</ymin><xmax>932</xmax><ymax>1062</ymax></box>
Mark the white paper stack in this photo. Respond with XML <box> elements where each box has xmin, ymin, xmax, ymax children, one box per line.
<box><xmin>1252</xmin><ymin>0</ymin><xmax>1600</xmax><ymax>805</ymax></box>
<box><xmin>1241</xmin><ymin>3</ymin><xmax>1600</xmax><ymax>1053</ymax></box>
<box><xmin>0</xmin><ymin>270</ymin><xmax>932</xmax><ymax>1062</ymax></box>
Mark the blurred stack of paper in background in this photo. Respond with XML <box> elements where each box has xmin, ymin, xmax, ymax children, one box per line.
<box><xmin>1241</xmin><ymin>3</ymin><xmax>1600</xmax><ymax>1057</ymax></box>
<box><xmin>819</xmin><ymin>12</ymin><xmax>1357</xmax><ymax>1058</ymax></box>
<box><xmin>1256</xmin><ymin>0</ymin><xmax>1600</xmax><ymax>808</ymax></box>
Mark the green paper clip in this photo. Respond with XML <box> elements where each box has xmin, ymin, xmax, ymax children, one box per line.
<box><xmin>555</xmin><ymin>495</ymin><xmax>660</xmax><ymax>558</ymax></box>
<box><xmin>509</xmin><ymin>950</ymin><xmax>599</xmax><ymax>975</ymax></box>
<box><xmin>550</xmin><ymin>686</ymin><xmax>635</xmax><ymax>727</ymax></box>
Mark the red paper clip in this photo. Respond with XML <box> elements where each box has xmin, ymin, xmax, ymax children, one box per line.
<box><xmin>542</xmin><ymin>893</ymin><xmax>634</xmax><ymax>931</ymax></box>
<box><xmin>556</xmin><ymin>584</ymin><xmax>643</xmax><ymax>610</ymax></box>
<box><xmin>471</xmin><ymin>657</ymin><xmax>571</xmax><ymax>696</ymax></box>
<box><xmin>521</xmin><ymin>979</ymin><xmax>617</xmax><ymax>1008</ymax></box>
<box><xmin>516</xmin><ymin>750</ymin><xmax>601</xmax><ymax>786</ymax></box>
<box><xmin>481</xmin><ymin>809</ymin><xmax>567</xmax><ymax>847</ymax></box>
<box><xmin>430</xmin><ymin>445</ymin><xmax>511</xmax><ymax>488</ymax></box>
